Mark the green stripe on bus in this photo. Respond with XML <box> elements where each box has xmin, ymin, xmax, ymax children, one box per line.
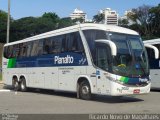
<box><xmin>7</xmin><ymin>58</ymin><xmax>16</xmax><ymax>68</ymax></box>
<box><xmin>120</xmin><ymin>77</ymin><xmax>129</xmax><ymax>83</ymax></box>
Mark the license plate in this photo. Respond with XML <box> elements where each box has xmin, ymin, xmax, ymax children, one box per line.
<box><xmin>133</xmin><ymin>89</ymin><xmax>140</xmax><ymax>94</ymax></box>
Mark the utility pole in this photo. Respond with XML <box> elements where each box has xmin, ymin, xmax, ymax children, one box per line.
<box><xmin>6</xmin><ymin>0</ymin><xmax>10</xmax><ymax>43</ymax></box>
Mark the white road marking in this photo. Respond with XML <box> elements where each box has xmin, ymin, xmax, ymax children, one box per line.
<box><xmin>0</xmin><ymin>89</ymin><xmax>11</xmax><ymax>92</ymax></box>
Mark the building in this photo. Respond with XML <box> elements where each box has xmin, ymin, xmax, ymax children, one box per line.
<box><xmin>70</xmin><ymin>8</ymin><xmax>86</xmax><ymax>22</ymax></box>
<box><xmin>99</xmin><ymin>8</ymin><xmax>118</xmax><ymax>25</ymax></box>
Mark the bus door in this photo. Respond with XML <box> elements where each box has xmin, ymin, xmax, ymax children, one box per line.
<box><xmin>95</xmin><ymin>43</ymin><xmax>112</xmax><ymax>94</ymax></box>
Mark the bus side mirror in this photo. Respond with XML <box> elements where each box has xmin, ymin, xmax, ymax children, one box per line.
<box><xmin>144</xmin><ymin>44</ymin><xmax>159</xmax><ymax>59</ymax></box>
<box><xmin>95</xmin><ymin>39</ymin><xmax>117</xmax><ymax>56</ymax></box>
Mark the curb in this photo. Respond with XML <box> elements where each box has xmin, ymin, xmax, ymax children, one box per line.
<box><xmin>0</xmin><ymin>80</ymin><xmax>3</xmax><ymax>84</ymax></box>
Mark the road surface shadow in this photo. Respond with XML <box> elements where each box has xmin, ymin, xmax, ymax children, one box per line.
<box><xmin>151</xmin><ymin>89</ymin><xmax>160</xmax><ymax>92</ymax></box>
<box><xmin>3</xmin><ymin>85</ymin><xmax>144</xmax><ymax>103</ymax></box>
<box><xmin>27</xmin><ymin>88</ymin><xmax>144</xmax><ymax>103</ymax></box>
<box><xmin>91</xmin><ymin>95</ymin><xmax>143</xmax><ymax>103</ymax></box>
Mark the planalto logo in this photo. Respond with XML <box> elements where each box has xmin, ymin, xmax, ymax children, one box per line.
<box><xmin>54</xmin><ymin>55</ymin><xmax>74</xmax><ymax>64</ymax></box>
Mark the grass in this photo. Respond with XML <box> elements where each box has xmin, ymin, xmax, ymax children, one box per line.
<box><xmin>0</xmin><ymin>73</ymin><xmax>2</xmax><ymax>81</ymax></box>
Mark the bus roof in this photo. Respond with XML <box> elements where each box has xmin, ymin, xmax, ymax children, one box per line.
<box><xmin>4</xmin><ymin>23</ymin><xmax>139</xmax><ymax>46</ymax></box>
<box><xmin>143</xmin><ymin>38</ymin><xmax>160</xmax><ymax>45</ymax></box>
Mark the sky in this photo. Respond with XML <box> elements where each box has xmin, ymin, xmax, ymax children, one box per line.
<box><xmin>0</xmin><ymin>0</ymin><xmax>159</xmax><ymax>20</ymax></box>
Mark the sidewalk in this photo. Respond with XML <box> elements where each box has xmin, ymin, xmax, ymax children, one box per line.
<box><xmin>0</xmin><ymin>80</ymin><xmax>4</xmax><ymax>89</ymax></box>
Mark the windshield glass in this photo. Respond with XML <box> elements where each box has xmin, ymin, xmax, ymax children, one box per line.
<box><xmin>83</xmin><ymin>29</ymin><xmax>149</xmax><ymax>78</ymax></box>
<box><xmin>109</xmin><ymin>32</ymin><xmax>149</xmax><ymax>77</ymax></box>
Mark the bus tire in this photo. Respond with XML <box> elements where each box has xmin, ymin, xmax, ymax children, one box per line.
<box><xmin>20</xmin><ymin>77</ymin><xmax>27</xmax><ymax>92</ymax></box>
<box><xmin>12</xmin><ymin>77</ymin><xmax>20</xmax><ymax>91</ymax></box>
<box><xmin>79</xmin><ymin>80</ymin><xmax>91</xmax><ymax>100</ymax></box>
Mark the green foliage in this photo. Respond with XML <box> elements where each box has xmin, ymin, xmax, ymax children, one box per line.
<box><xmin>0</xmin><ymin>73</ymin><xmax>1</xmax><ymax>82</ymax></box>
<box><xmin>118</xmin><ymin>18</ymin><xmax>129</xmax><ymax>28</ymax></box>
<box><xmin>149</xmin><ymin>4</ymin><xmax>160</xmax><ymax>38</ymax></box>
<box><xmin>125</xmin><ymin>4</ymin><xmax>160</xmax><ymax>40</ymax></box>
<box><xmin>58</xmin><ymin>17</ymin><xmax>75</xmax><ymax>28</ymax></box>
<box><xmin>10</xmin><ymin>12</ymin><xmax>61</xmax><ymax>42</ymax></box>
<box><xmin>0</xmin><ymin>4</ymin><xmax>160</xmax><ymax>43</ymax></box>
<box><xmin>0</xmin><ymin>12</ymin><xmax>76</xmax><ymax>43</ymax></box>
<box><xmin>0</xmin><ymin>10</ymin><xmax>8</xmax><ymax>43</ymax></box>
<box><xmin>93</xmin><ymin>13</ymin><xmax>104</xmax><ymax>23</ymax></box>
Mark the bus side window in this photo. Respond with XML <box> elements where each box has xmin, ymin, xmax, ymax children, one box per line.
<box><xmin>67</xmin><ymin>32</ymin><xmax>84</xmax><ymax>53</ymax></box>
<box><xmin>13</xmin><ymin>44</ymin><xmax>20</xmax><ymax>58</ymax></box>
<box><xmin>61</xmin><ymin>35</ymin><xmax>67</xmax><ymax>53</ymax></box>
<box><xmin>4</xmin><ymin>46</ymin><xmax>9</xmax><ymax>59</ymax></box>
<box><xmin>19</xmin><ymin>43</ymin><xmax>27</xmax><ymax>57</ymax></box>
<box><xmin>83</xmin><ymin>30</ymin><xmax>96</xmax><ymax>59</ymax></box>
<box><xmin>26</xmin><ymin>42</ymin><xmax>33</xmax><ymax>57</ymax></box>
<box><xmin>76</xmin><ymin>32</ymin><xmax>84</xmax><ymax>53</ymax></box>
<box><xmin>43</xmin><ymin>38</ymin><xmax>52</xmax><ymax>54</ymax></box>
<box><xmin>7</xmin><ymin>46</ymin><xmax>13</xmax><ymax>58</ymax></box>
<box><xmin>30</xmin><ymin>41</ymin><xmax>39</xmax><ymax>56</ymax></box>
<box><xmin>3</xmin><ymin>47</ymin><xmax>8</xmax><ymax>58</ymax></box>
<box><xmin>67</xmin><ymin>33</ymin><xmax>74</xmax><ymax>52</ymax></box>
<box><xmin>95</xmin><ymin>43</ymin><xmax>110</xmax><ymax>71</ymax></box>
<box><xmin>51</xmin><ymin>36</ymin><xmax>62</xmax><ymax>54</ymax></box>
<box><xmin>37</xmin><ymin>39</ymin><xmax>44</xmax><ymax>55</ymax></box>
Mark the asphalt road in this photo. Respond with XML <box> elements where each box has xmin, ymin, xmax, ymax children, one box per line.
<box><xmin>0</xmin><ymin>85</ymin><xmax>160</xmax><ymax>114</ymax></box>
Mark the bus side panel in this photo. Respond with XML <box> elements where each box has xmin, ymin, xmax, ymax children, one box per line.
<box><xmin>58</xmin><ymin>66</ymin><xmax>87</xmax><ymax>92</ymax></box>
<box><xmin>44</xmin><ymin>67</ymin><xmax>59</xmax><ymax>90</ymax></box>
<box><xmin>150</xmin><ymin>69</ymin><xmax>160</xmax><ymax>88</ymax></box>
<box><xmin>2</xmin><ymin>58</ymin><xmax>15</xmax><ymax>86</ymax></box>
<box><xmin>27</xmin><ymin>68</ymin><xmax>45</xmax><ymax>88</ymax></box>
<box><xmin>86</xmin><ymin>66</ymin><xmax>97</xmax><ymax>94</ymax></box>
<box><xmin>3</xmin><ymin>68</ymin><xmax>12</xmax><ymax>85</ymax></box>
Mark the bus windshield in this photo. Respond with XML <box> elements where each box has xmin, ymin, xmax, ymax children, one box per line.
<box><xmin>109</xmin><ymin>33</ymin><xmax>149</xmax><ymax>77</ymax></box>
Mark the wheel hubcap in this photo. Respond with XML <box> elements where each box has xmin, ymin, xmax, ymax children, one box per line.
<box><xmin>21</xmin><ymin>83</ymin><xmax>25</xmax><ymax>89</ymax></box>
<box><xmin>14</xmin><ymin>81</ymin><xmax>18</xmax><ymax>88</ymax></box>
<box><xmin>82</xmin><ymin>86</ymin><xmax>89</xmax><ymax>95</ymax></box>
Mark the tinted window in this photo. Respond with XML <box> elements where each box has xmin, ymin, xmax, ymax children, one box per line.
<box><xmin>83</xmin><ymin>30</ymin><xmax>107</xmax><ymax>61</ymax></box>
<box><xmin>4</xmin><ymin>31</ymin><xmax>85</xmax><ymax>58</ymax></box>
<box><xmin>37</xmin><ymin>39</ymin><xmax>43</xmax><ymax>55</ymax></box>
<box><xmin>43</xmin><ymin>38</ymin><xmax>52</xmax><ymax>54</ymax></box>
<box><xmin>67</xmin><ymin>32</ymin><xmax>84</xmax><ymax>52</ymax></box>
<box><xmin>26</xmin><ymin>42</ymin><xmax>33</xmax><ymax>57</ymax></box>
<box><xmin>51</xmin><ymin>36</ymin><xmax>63</xmax><ymax>54</ymax></box>
<box><xmin>30</xmin><ymin>41</ymin><xmax>39</xmax><ymax>56</ymax></box>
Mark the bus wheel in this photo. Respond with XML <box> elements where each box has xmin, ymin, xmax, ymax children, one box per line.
<box><xmin>20</xmin><ymin>77</ymin><xmax>27</xmax><ymax>92</ymax></box>
<box><xmin>12</xmin><ymin>78</ymin><xmax>20</xmax><ymax>91</ymax></box>
<box><xmin>79</xmin><ymin>80</ymin><xmax>91</xmax><ymax>100</ymax></box>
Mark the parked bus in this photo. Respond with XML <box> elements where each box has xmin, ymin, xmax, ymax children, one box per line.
<box><xmin>144</xmin><ymin>39</ymin><xmax>160</xmax><ymax>89</ymax></box>
<box><xmin>2</xmin><ymin>23</ymin><xmax>158</xmax><ymax>100</ymax></box>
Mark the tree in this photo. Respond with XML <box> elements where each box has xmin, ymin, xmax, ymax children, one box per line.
<box><xmin>10</xmin><ymin>12</ymin><xmax>61</xmax><ymax>42</ymax></box>
<box><xmin>42</xmin><ymin>12</ymin><xmax>60</xmax><ymax>25</ymax></box>
<box><xmin>10</xmin><ymin>17</ymin><xmax>38</xmax><ymax>42</ymax></box>
<box><xmin>58</xmin><ymin>17</ymin><xmax>74</xmax><ymax>28</ymax></box>
<box><xmin>127</xmin><ymin>5</ymin><xmax>153</xmax><ymax>39</ymax></box>
<box><xmin>149</xmin><ymin>4</ymin><xmax>160</xmax><ymax>38</ymax></box>
<box><xmin>93</xmin><ymin>13</ymin><xmax>104</xmax><ymax>23</ymax></box>
<box><xmin>118</xmin><ymin>18</ymin><xmax>129</xmax><ymax>27</ymax></box>
<box><xmin>0</xmin><ymin>10</ymin><xmax>9</xmax><ymax>43</ymax></box>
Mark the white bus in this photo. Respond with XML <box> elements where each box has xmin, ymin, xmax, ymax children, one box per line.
<box><xmin>2</xmin><ymin>23</ymin><xmax>157</xmax><ymax>100</ymax></box>
<box><xmin>144</xmin><ymin>39</ymin><xmax>160</xmax><ymax>89</ymax></box>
